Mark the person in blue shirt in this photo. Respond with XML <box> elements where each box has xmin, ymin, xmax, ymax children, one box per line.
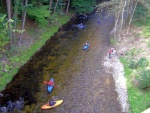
<box><xmin>49</xmin><ymin>100</ymin><xmax>56</xmax><ymax>106</ymax></box>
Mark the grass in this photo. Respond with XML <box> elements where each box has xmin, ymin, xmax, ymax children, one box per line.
<box><xmin>0</xmin><ymin>14</ymin><xmax>71</xmax><ymax>91</ymax></box>
<box><xmin>142</xmin><ymin>25</ymin><xmax>150</xmax><ymax>38</ymax></box>
<box><xmin>120</xmin><ymin>56</ymin><xmax>150</xmax><ymax>113</ymax></box>
<box><xmin>120</xmin><ymin>16</ymin><xmax>150</xmax><ymax>110</ymax></box>
<box><xmin>110</xmin><ymin>36</ymin><xmax>117</xmax><ymax>45</ymax></box>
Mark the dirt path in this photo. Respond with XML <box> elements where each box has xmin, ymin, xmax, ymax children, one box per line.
<box><xmin>43</xmin><ymin>15</ymin><xmax>122</xmax><ymax>113</ymax></box>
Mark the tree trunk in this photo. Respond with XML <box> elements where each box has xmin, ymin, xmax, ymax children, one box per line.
<box><xmin>13</xmin><ymin>0</ymin><xmax>19</xmax><ymax>44</ymax></box>
<box><xmin>114</xmin><ymin>12</ymin><xmax>120</xmax><ymax>39</ymax></box>
<box><xmin>49</xmin><ymin>0</ymin><xmax>53</xmax><ymax>12</ymax></box>
<box><xmin>66</xmin><ymin>0</ymin><xmax>70</xmax><ymax>15</ymax></box>
<box><xmin>18</xmin><ymin>0</ymin><xmax>28</xmax><ymax>45</ymax></box>
<box><xmin>6</xmin><ymin>0</ymin><xmax>13</xmax><ymax>46</ymax></box>
<box><xmin>127</xmin><ymin>0</ymin><xmax>138</xmax><ymax>34</ymax></box>
<box><xmin>54</xmin><ymin>0</ymin><xmax>59</xmax><ymax>13</ymax></box>
<box><xmin>118</xmin><ymin>0</ymin><xmax>127</xmax><ymax>41</ymax></box>
<box><xmin>10</xmin><ymin>0</ymin><xmax>13</xmax><ymax>17</ymax></box>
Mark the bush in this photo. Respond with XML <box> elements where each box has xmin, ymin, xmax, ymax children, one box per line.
<box><xmin>137</xmin><ymin>57</ymin><xmax>149</xmax><ymax>68</ymax></box>
<box><xmin>0</xmin><ymin>15</ymin><xmax>10</xmax><ymax>53</ymax></box>
<box><xmin>129</xmin><ymin>60</ymin><xmax>138</xmax><ymax>69</ymax></box>
<box><xmin>137</xmin><ymin>69</ymin><xmax>150</xmax><ymax>89</ymax></box>
<box><xmin>27</xmin><ymin>6</ymin><xmax>49</xmax><ymax>27</ymax></box>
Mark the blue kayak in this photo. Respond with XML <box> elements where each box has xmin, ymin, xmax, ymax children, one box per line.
<box><xmin>77</xmin><ymin>24</ymin><xmax>86</xmax><ymax>29</ymax></box>
<box><xmin>83</xmin><ymin>44</ymin><xmax>90</xmax><ymax>50</ymax></box>
<box><xmin>47</xmin><ymin>78</ymin><xmax>54</xmax><ymax>93</ymax></box>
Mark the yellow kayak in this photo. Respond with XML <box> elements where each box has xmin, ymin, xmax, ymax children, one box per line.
<box><xmin>41</xmin><ymin>100</ymin><xmax>63</xmax><ymax>110</ymax></box>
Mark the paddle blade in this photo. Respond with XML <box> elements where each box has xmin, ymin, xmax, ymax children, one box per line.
<box><xmin>44</xmin><ymin>81</ymin><xmax>48</xmax><ymax>84</ymax></box>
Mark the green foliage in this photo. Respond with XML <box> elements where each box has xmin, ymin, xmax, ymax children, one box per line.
<box><xmin>137</xmin><ymin>69</ymin><xmax>150</xmax><ymax>89</ymax></box>
<box><xmin>55</xmin><ymin>0</ymin><xmax>66</xmax><ymax>13</ymax></box>
<box><xmin>148</xmin><ymin>41</ymin><xmax>150</xmax><ymax>48</ymax></box>
<box><xmin>121</xmin><ymin>55</ymin><xmax>150</xmax><ymax>113</ymax></box>
<box><xmin>0</xmin><ymin>15</ymin><xmax>10</xmax><ymax>52</ymax></box>
<box><xmin>0</xmin><ymin>63</ymin><xmax>2</xmax><ymax>71</ymax></box>
<box><xmin>129</xmin><ymin>58</ymin><xmax>149</xmax><ymax>69</ymax></box>
<box><xmin>5</xmin><ymin>64</ymin><xmax>12</xmax><ymax>72</ymax></box>
<box><xmin>133</xmin><ymin>1</ymin><xmax>150</xmax><ymax>26</ymax></box>
<box><xmin>137</xmin><ymin>57</ymin><xmax>149</xmax><ymax>68</ymax></box>
<box><xmin>49</xmin><ymin>13</ymin><xmax>59</xmax><ymax>25</ymax></box>
<box><xmin>133</xmin><ymin>3</ymin><xmax>149</xmax><ymax>25</ymax></box>
<box><xmin>126</xmin><ymin>48</ymin><xmax>137</xmax><ymax>58</ymax></box>
<box><xmin>110</xmin><ymin>36</ymin><xmax>117</xmax><ymax>45</ymax></box>
<box><xmin>142</xmin><ymin>21</ymin><xmax>150</xmax><ymax>38</ymax></box>
<box><xmin>129</xmin><ymin>60</ymin><xmax>138</xmax><ymax>69</ymax></box>
<box><xmin>9</xmin><ymin>56</ymin><xmax>20</xmax><ymax>63</ymax></box>
<box><xmin>120</xmin><ymin>57</ymin><xmax>132</xmax><ymax>76</ymax></box>
<box><xmin>27</xmin><ymin>6</ymin><xmax>49</xmax><ymax>27</ymax></box>
<box><xmin>71</xmin><ymin>0</ymin><xmax>96</xmax><ymax>14</ymax></box>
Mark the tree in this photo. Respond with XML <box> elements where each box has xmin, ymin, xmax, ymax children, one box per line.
<box><xmin>66</xmin><ymin>0</ymin><xmax>70</xmax><ymax>15</ymax></box>
<box><xmin>49</xmin><ymin>0</ymin><xmax>53</xmax><ymax>12</ymax></box>
<box><xmin>54</xmin><ymin>0</ymin><xmax>59</xmax><ymax>13</ymax></box>
<box><xmin>18</xmin><ymin>0</ymin><xmax>28</xmax><ymax>45</ymax></box>
<box><xmin>96</xmin><ymin>0</ymin><xmax>150</xmax><ymax>41</ymax></box>
<box><xmin>6</xmin><ymin>0</ymin><xmax>13</xmax><ymax>46</ymax></box>
<box><xmin>13</xmin><ymin>0</ymin><xmax>20</xmax><ymax>43</ymax></box>
<box><xmin>127</xmin><ymin>0</ymin><xmax>139</xmax><ymax>34</ymax></box>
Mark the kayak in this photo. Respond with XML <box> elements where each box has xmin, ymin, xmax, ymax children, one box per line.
<box><xmin>41</xmin><ymin>100</ymin><xmax>63</xmax><ymax>110</ymax></box>
<box><xmin>47</xmin><ymin>78</ymin><xmax>54</xmax><ymax>93</ymax></box>
<box><xmin>77</xmin><ymin>24</ymin><xmax>86</xmax><ymax>29</ymax></box>
<box><xmin>83</xmin><ymin>44</ymin><xmax>90</xmax><ymax>50</ymax></box>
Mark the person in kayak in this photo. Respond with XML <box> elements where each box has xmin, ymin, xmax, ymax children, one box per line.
<box><xmin>85</xmin><ymin>42</ymin><xmax>88</xmax><ymax>46</ymax></box>
<box><xmin>49</xmin><ymin>100</ymin><xmax>56</xmax><ymax>106</ymax></box>
<box><xmin>48</xmin><ymin>80</ymin><xmax>54</xmax><ymax>86</ymax></box>
<box><xmin>98</xmin><ymin>19</ymin><xmax>100</xmax><ymax>24</ymax></box>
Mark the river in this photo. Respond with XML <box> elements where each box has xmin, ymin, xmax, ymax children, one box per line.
<box><xmin>0</xmin><ymin>13</ymin><xmax>122</xmax><ymax>113</ymax></box>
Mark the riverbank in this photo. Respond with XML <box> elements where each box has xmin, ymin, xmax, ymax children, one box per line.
<box><xmin>106</xmin><ymin>25</ymin><xmax>150</xmax><ymax>113</ymax></box>
<box><xmin>0</xmin><ymin>14</ymin><xmax>71</xmax><ymax>91</ymax></box>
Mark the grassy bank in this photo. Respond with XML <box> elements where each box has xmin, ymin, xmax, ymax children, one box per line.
<box><xmin>120</xmin><ymin>57</ymin><xmax>150</xmax><ymax>113</ymax></box>
<box><xmin>0</xmin><ymin>15</ymin><xmax>71</xmax><ymax>91</ymax></box>
<box><xmin>119</xmin><ymin>18</ymin><xmax>150</xmax><ymax>113</ymax></box>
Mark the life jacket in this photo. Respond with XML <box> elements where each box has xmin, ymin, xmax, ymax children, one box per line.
<box><xmin>109</xmin><ymin>49</ymin><xmax>113</xmax><ymax>53</ymax></box>
<box><xmin>48</xmin><ymin>80</ymin><xmax>54</xmax><ymax>86</ymax></box>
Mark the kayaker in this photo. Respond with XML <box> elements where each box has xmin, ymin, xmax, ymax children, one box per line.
<box><xmin>85</xmin><ymin>42</ymin><xmax>88</xmax><ymax>46</ymax></box>
<box><xmin>48</xmin><ymin>80</ymin><xmax>54</xmax><ymax>86</ymax></box>
<box><xmin>98</xmin><ymin>19</ymin><xmax>100</xmax><ymax>24</ymax></box>
<box><xmin>49</xmin><ymin>100</ymin><xmax>56</xmax><ymax>106</ymax></box>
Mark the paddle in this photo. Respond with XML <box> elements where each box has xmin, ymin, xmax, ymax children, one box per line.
<box><xmin>43</xmin><ymin>81</ymin><xmax>60</xmax><ymax>88</ymax></box>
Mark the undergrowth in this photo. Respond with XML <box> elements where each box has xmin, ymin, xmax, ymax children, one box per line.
<box><xmin>120</xmin><ymin>54</ymin><xmax>150</xmax><ymax>113</ymax></box>
<box><xmin>0</xmin><ymin>14</ymin><xmax>71</xmax><ymax>91</ymax></box>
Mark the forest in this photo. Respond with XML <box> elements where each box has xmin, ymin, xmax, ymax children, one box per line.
<box><xmin>0</xmin><ymin>0</ymin><xmax>96</xmax><ymax>91</ymax></box>
<box><xmin>0</xmin><ymin>0</ymin><xmax>150</xmax><ymax>113</ymax></box>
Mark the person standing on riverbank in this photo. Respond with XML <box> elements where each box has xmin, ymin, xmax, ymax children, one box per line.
<box><xmin>108</xmin><ymin>48</ymin><xmax>113</xmax><ymax>59</ymax></box>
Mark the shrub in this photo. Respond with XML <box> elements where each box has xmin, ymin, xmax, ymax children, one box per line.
<box><xmin>129</xmin><ymin>60</ymin><xmax>138</xmax><ymax>69</ymax></box>
<box><xmin>137</xmin><ymin>69</ymin><xmax>150</xmax><ymax>89</ymax></box>
<box><xmin>27</xmin><ymin>6</ymin><xmax>49</xmax><ymax>27</ymax></box>
<box><xmin>137</xmin><ymin>57</ymin><xmax>149</xmax><ymax>68</ymax></box>
<box><xmin>0</xmin><ymin>15</ymin><xmax>10</xmax><ymax>53</ymax></box>
<box><xmin>110</xmin><ymin>36</ymin><xmax>117</xmax><ymax>45</ymax></box>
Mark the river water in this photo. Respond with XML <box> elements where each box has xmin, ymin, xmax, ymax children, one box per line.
<box><xmin>0</xmin><ymin>13</ymin><xmax>122</xmax><ymax>113</ymax></box>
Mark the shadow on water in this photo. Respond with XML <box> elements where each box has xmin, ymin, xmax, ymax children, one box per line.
<box><xmin>0</xmin><ymin>15</ymin><xmax>91</xmax><ymax>112</ymax></box>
